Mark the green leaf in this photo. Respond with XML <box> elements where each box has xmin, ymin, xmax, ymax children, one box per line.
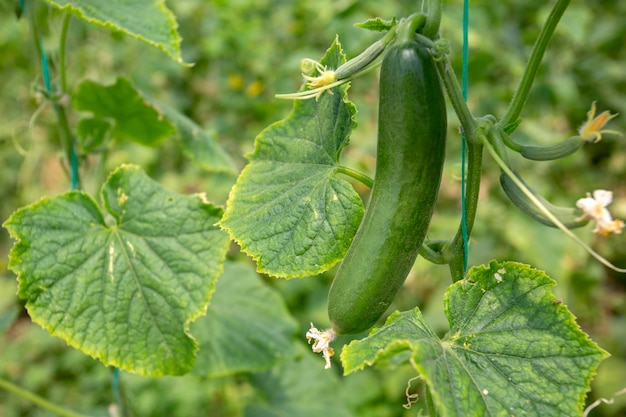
<box><xmin>3</xmin><ymin>164</ymin><xmax>230</xmax><ymax>376</ymax></box>
<box><xmin>73</xmin><ymin>79</ymin><xmax>237</xmax><ymax>172</ymax></box>
<box><xmin>191</xmin><ymin>261</ymin><xmax>299</xmax><ymax>377</ymax></box>
<box><xmin>76</xmin><ymin>116</ymin><xmax>112</xmax><ymax>152</ymax></box>
<box><xmin>150</xmin><ymin>99</ymin><xmax>238</xmax><ymax>174</ymax></box>
<box><xmin>341</xmin><ymin>261</ymin><xmax>609</xmax><ymax>417</ymax></box>
<box><xmin>245</xmin><ymin>351</ymin><xmax>353</xmax><ymax>417</ymax></box>
<box><xmin>354</xmin><ymin>17</ymin><xmax>397</xmax><ymax>32</ymax></box>
<box><xmin>219</xmin><ymin>37</ymin><xmax>362</xmax><ymax>278</ymax></box>
<box><xmin>43</xmin><ymin>0</ymin><xmax>184</xmax><ymax>63</ymax></box>
<box><xmin>74</xmin><ymin>77</ymin><xmax>175</xmax><ymax>147</ymax></box>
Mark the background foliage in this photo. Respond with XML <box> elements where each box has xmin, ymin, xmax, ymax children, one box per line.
<box><xmin>1</xmin><ymin>0</ymin><xmax>625</xmax><ymax>415</ymax></box>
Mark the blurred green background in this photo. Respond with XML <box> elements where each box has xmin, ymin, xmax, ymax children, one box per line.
<box><xmin>1</xmin><ymin>0</ymin><xmax>625</xmax><ymax>416</ymax></box>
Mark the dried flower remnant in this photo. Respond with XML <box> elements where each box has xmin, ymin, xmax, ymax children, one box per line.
<box><xmin>578</xmin><ymin>101</ymin><xmax>621</xmax><ymax>143</ymax></box>
<box><xmin>576</xmin><ymin>190</ymin><xmax>625</xmax><ymax>236</ymax></box>
<box><xmin>306</xmin><ymin>323</ymin><xmax>335</xmax><ymax>369</ymax></box>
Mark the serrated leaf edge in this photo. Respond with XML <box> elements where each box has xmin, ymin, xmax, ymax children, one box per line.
<box><xmin>43</xmin><ymin>0</ymin><xmax>185</xmax><ymax>64</ymax></box>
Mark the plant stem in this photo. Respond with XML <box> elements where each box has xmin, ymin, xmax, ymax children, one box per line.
<box><xmin>397</xmin><ymin>13</ymin><xmax>426</xmax><ymax>44</ymax></box>
<box><xmin>335</xmin><ymin>166</ymin><xmax>374</xmax><ymax>188</ymax></box>
<box><xmin>59</xmin><ymin>13</ymin><xmax>71</xmax><ymax>93</ymax></box>
<box><xmin>28</xmin><ymin>4</ymin><xmax>79</xmax><ymax>189</ymax></box>
<box><xmin>0</xmin><ymin>378</ymin><xmax>94</xmax><ymax>417</ymax></box>
<box><xmin>27</xmin><ymin>4</ymin><xmax>42</xmax><ymax>61</ymax></box>
<box><xmin>434</xmin><ymin>0</ymin><xmax>570</xmax><ymax>280</ymax></box>
<box><xmin>446</xmin><ymin>138</ymin><xmax>483</xmax><ymax>281</ymax></box>
<box><xmin>419</xmin><ymin>239</ymin><xmax>446</xmax><ymax>264</ymax></box>
<box><xmin>57</xmin><ymin>12</ymin><xmax>80</xmax><ymax>190</ymax></box>
<box><xmin>498</xmin><ymin>0</ymin><xmax>571</xmax><ymax>130</ymax></box>
<box><xmin>433</xmin><ymin>55</ymin><xmax>478</xmax><ymax>140</ymax></box>
<box><xmin>433</xmin><ymin>52</ymin><xmax>483</xmax><ymax>281</ymax></box>
<box><xmin>422</xmin><ymin>0</ymin><xmax>443</xmax><ymax>39</ymax></box>
<box><xmin>56</xmin><ymin>104</ymin><xmax>80</xmax><ymax>190</ymax></box>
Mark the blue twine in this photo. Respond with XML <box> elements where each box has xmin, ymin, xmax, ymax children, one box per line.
<box><xmin>70</xmin><ymin>142</ymin><xmax>79</xmax><ymax>190</ymax></box>
<box><xmin>111</xmin><ymin>367</ymin><xmax>121</xmax><ymax>407</ymax></box>
<box><xmin>40</xmin><ymin>45</ymin><xmax>52</xmax><ymax>92</ymax></box>
<box><xmin>460</xmin><ymin>0</ymin><xmax>469</xmax><ymax>272</ymax></box>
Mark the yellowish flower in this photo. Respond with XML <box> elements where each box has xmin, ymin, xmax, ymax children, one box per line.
<box><xmin>245</xmin><ymin>80</ymin><xmax>264</xmax><ymax>98</ymax></box>
<box><xmin>303</xmin><ymin>70</ymin><xmax>338</xmax><ymax>90</ymax></box>
<box><xmin>576</xmin><ymin>190</ymin><xmax>625</xmax><ymax>236</ymax></box>
<box><xmin>596</xmin><ymin>219</ymin><xmax>625</xmax><ymax>236</ymax></box>
<box><xmin>227</xmin><ymin>73</ymin><xmax>244</xmax><ymax>91</ymax></box>
<box><xmin>277</xmin><ymin>58</ymin><xmax>353</xmax><ymax>100</ymax></box>
<box><xmin>306</xmin><ymin>323</ymin><xmax>335</xmax><ymax>369</ymax></box>
<box><xmin>299</xmin><ymin>58</ymin><xmax>337</xmax><ymax>89</ymax></box>
<box><xmin>578</xmin><ymin>101</ymin><xmax>621</xmax><ymax>142</ymax></box>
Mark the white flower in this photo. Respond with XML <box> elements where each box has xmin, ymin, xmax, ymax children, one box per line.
<box><xmin>576</xmin><ymin>190</ymin><xmax>624</xmax><ymax>236</ymax></box>
<box><xmin>576</xmin><ymin>190</ymin><xmax>613</xmax><ymax>219</ymax></box>
<box><xmin>306</xmin><ymin>323</ymin><xmax>335</xmax><ymax>369</ymax></box>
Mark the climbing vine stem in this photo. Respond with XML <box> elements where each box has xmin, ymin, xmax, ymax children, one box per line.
<box><xmin>498</xmin><ymin>0</ymin><xmax>571</xmax><ymax>130</ymax></box>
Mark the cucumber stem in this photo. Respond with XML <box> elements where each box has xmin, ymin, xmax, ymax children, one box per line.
<box><xmin>422</xmin><ymin>0</ymin><xmax>443</xmax><ymax>39</ymax></box>
<box><xmin>397</xmin><ymin>14</ymin><xmax>426</xmax><ymax>44</ymax></box>
<box><xmin>433</xmin><ymin>54</ymin><xmax>479</xmax><ymax>140</ymax></box>
<box><xmin>335</xmin><ymin>166</ymin><xmax>374</xmax><ymax>188</ymax></box>
<box><xmin>498</xmin><ymin>0</ymin><xmax>571</xmax><ymax>130</ymax></box>
<box><xmin>446</xmin><ymin>139</ymin><xmax>483</xmax><ymax>282</ymax></box>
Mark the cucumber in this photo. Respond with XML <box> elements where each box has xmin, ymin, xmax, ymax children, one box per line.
<box><xmin>327</xmin><ymin>39</ymin><xmax>447</xmax><ymax>335</ymax></box>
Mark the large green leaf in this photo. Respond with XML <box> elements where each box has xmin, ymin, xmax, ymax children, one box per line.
<box><xmin>3</xmin><ymin>164</ymin><xmax>230</xmax><ymax>376</ymax></box>
<box><xmin>74</xmin><ymin>77</ymin><xmax>175</xmax><ymax>147</ymax></box>
<box><xmin>245</xmin><ymin>352</ymin><xmax>353</xmax><ymax>417</ymax></box>
<box><xmin>191</xmin><ymin>261</ymin><xmax>299</xmax><ymax>377</ymax></box>
<box><xmin>220</xmin><ymin>37</ymin><xmax>362</xmax><ymax>278</ymax></box>
<box><xmin>44</xmin><ymin>0</ymin><xmax>184</xmax><ymax>63</ymax></box>
<box><xmin>341</xmin><ymin>261</ymin><xmax>608</xmax><ymax>417</ymax></box>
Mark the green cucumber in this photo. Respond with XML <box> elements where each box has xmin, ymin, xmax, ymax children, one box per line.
<box><xmin>499</xmin><ymin>170</ymin><xmax>588</xmax><ymax>228</ymax></box>
<box><xmin>327</xmin><ymin>39</ymin><xmax>447</xmax><ymax>335</ymax></box>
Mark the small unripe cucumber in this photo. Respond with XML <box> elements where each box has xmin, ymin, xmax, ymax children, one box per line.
<box><xmin>328</xmin><ymin>40</ymin><xmax>447</xmax><ymax>335</ymax></box>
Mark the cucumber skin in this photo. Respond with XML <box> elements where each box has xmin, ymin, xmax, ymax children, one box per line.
<box><xmin>328</xmin><ymin>41</ymin><xmax>446</xmax><ymax>335</ymax></box>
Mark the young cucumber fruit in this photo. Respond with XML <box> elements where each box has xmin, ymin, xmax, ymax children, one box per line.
<box><xmin>327</xmin><ymin>40</ymin><xmax>447</xmax><ymax>335</ymax></box>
